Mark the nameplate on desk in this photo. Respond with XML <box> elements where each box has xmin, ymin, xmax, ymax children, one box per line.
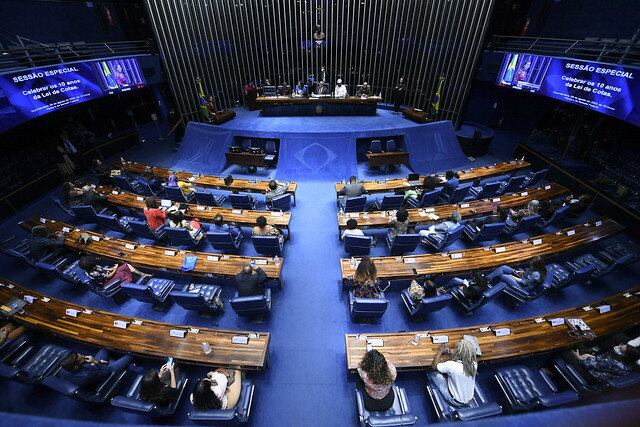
<box><xmin>582</xmin><ymin>306</ymin><xmax>593</xmax><ymax>311</ymax></box>
<box><xmin>136</xmin><ymin>196</ymin><xmax>144</xmax><ymax>201</ymax></box>
<box><xmin>531</xmin><ymin>239</ymin><xmax>543</xmax><ymax>245</ymax></box>
<box><xmin>132</xmin><ymin>320</ymin><xmax>143</xmax><ymax>325</ymax></box>
<box><xmin>253</xmin><ymin>259</ymin><xmax>268</xmax><ymax>265</ymax></box>
<box><xmin>113</xmin><ymin>320</ymin><xmax>128</xmax><ymax>329</ymax></box>
<box><xmin>597</xmin><ymin>305</ymin><xmax>611</xmax><ymax>314</ymax></box>
<box><xmin>347</xmin><ymin>213</ymin><xmax>359</xmax><ymax>218</ymax></box>
<box><xmin>459</xmin><ymin>203</ymin><xmax>470</xmax><ymax>208</ymax></box>
<box><xmin>125</xmin><ymin>243</ymin><xmax>136</xmax><ymax>250</ymax></box>
<box><xmin>111</xmin><ymin>190</ymin><xmax>119</xmax><ymax>195</ymax></box>
<box><xmin>205</xmin><ymin>273</ymin><xmax>213</xmax><ymax>277</ymax></box>
<box><xmin>188</xmin><ymin>177</ymin><xmax>196</xmax><ymax>182</ymax></box>
<box><xmin>248</xmin><ymin>332</ymin><xmax>260</xmax><ymax>339</ymax></box>
<box><xmin>232</xmin><ymin>209</ymin><xmax>242</xmax><ymax>214</ymax></box>
<box><xmin>403</xmin><ymin>258</ymin><xmax>417</xmax><ymax>264</ymax></box>
<box><xmin>479</xmin><ymin>327</ymin><xmax>491</xmax><ymax>332</ymax></box>
<box><xmin>566</xmin><ymin>230</ymin><xmax>576</xmax><ymax>236</ymax></box>
<box><xmin>91</xmin><ymin>236</ymin><xmax>100</xmax><ymax>242</ymax></box>
<box><xmin>624</xmin><ymin>293</ymin><xmax>632</xmax><ymax>298</ymax></box>
<box><xmin>169</xmin><ymin>329</ymin><xmax>187</xmax><ymax>338</ymax></box>
<box><xmin>544</xmin><ymin>185</ymin><xmax>552</xmax><ymax>190</ymax></box>
<box><xmin>232</xmin><ymin>335</ymin><xmax>249</xmax><ymax>345</ymax></box>
<box><xmin>191</xmin><ymin>205</ymin><xmax>205</xmax><ymax>212</ymax></box>
<box><xmin>83</xmin><ymin>309</ymin><xmax>93</xmax><ymax>314</ymax></box>
<box><xmin>164</xmin><ymin>250</ymin><xmax>176</xmax><ymax>256</ymax></box>
<box><xmin>39</xmin><ymin>218</ymin><xmax>47</xmax><ymax>224</ymax></box>
<box><xmin>450</xmin><ymin>253</ymin><xmax>463</xmax><ymax>259</ymax></box>
<box><xmin>65</xmin><ymin>309</ymin><xmax>79</xmax><ymax>317</ymax></box>
<box><xmin>23</xmin><ymin>295</ymin><xmax>36</xmax><ymax>304</ymax></box>
<box><xmin>549</xmin><ymin>318</ymin><xmax>564</xmax><ymax>326</ymax></box>
<box><xmin>595</xmin><ymin>221</ymin><xmax>603</xmax><ymax>227</ymax></box>
<box><xmin>534</xmin><ymin>318</ymin><xmax>545</xmax><ymax>323</ymax></box>
<box><xmin>161</xmin><ymin>199</ymin><xmax>172</xmax><ymax>207</ymax></box>
<box><xmin>271</xmin><ymin>211</ymin><xmax>283</xmax><ymax>217</ymax></box>
<box><xmin>207</xmin><ymin>255</ymin><xmax>219</xmax><ymax>261</ymax></box>
<box><xmin>494</xmin><ymin>246</ymin><xmax>506</xmax><ymax>253</ymax></box>
<box><xmin>367</xmin><ymin>338</ymin><xmax>384</xmax><ymax>347</ymax></box>
<box><xmin>62</xmin><ymin>227</ymin><xmax>71</xmax><ymax>233</ymax></box>
<box><xmin>431</xmin><ymin>336</ymin><xmax>448</xmax><ymax>344</ymax></box>
<box><xmin>423</xmin><ymin>207</ymin><xmax>435</xmax><ymax>213</ymax></box>
<box><xmin>520</xmin><ymin>191</ymin><xmax>528</xmax><ymax>196</ymax></box>
<box><xmin>493</xmin><ymin>328</ymin><xmax>511</xmax><ymax>337</ymax></box>
<box><xmin>492</xmin><ymin>198</ymin><xmax>501</xmax><ymax>202</ymax></box>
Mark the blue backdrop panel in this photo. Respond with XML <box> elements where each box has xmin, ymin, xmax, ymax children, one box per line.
<box><xmin>173</xmin><ymin>122</ymin><xmax>233</xmax><ymax>174</ymax></box>
<box><xmin>275</xmin><ymin>133</ymin><xmax>358</xmax><ymax>180</ymax></box>
<box><xmin>403</xmin><ymin>120</ymin><xmax>468</xmax><ymax>173</ymax></box>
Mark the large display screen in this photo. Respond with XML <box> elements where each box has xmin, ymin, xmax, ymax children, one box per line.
<box><xmin>0</xmin><ymin>57</ymin><xmax>146</xmax><ymax>134</ymax></box>
<box><xmin>496</xmin><ymin>53</ymin><xmax>639</xmax><ymax>126</ymax></box>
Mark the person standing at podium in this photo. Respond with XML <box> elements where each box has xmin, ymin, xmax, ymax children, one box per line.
<box><xmin>334</xmin><ymin>79</ymin><xmax>348</xmax><ymax>98</ymax></box>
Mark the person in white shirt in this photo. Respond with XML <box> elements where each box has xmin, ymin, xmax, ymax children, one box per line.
<box><xmin>430</xmin><ymin>338</ymin><xmax>478</xmax><ymax>405</ymax></box>
<box><xmin>334</xmin><ymin>78</ymin><xmax>348</xmax><ymax>98</ymax></box>
<box><xmin>419</xmin><ymin>211</ymin><xmax>462</xmax><ymax>241</ymax></box>
<box><xmin>341</xmin><ymin>218</ymin><xmax>366</xmax><ymax>240</ymax></box>
<box><xmin>190</xmin><ymin>368</ymin><xmax>242</xmax><ymax>410</ymax></box>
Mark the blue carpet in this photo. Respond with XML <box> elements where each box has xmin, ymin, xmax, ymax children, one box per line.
<box><xmin>0</xmin><ymin>116</ymin><xmax>639</xmax><ymax>426</ymax></box>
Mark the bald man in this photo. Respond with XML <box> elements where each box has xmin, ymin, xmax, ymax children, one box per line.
<box><xmin>235</xmin><ymin>264</ymin><xmax>268</xmax><ymax>296</ymax></box>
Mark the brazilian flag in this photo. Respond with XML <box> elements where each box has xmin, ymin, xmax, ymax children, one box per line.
<box><xmin>431</xmin><ymin>77</ymin><xmax>445</xmax><ymax>117</ymax></box>
<box><xmin>196</xmin><ymin>77</ymin><xmax>210</xmax><ymax>121</ymax></box>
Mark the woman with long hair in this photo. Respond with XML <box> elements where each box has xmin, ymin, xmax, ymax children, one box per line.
<box><xmin>431</xmin><ymin>338</ymin><xmax>479</xmax><ymax>405</ymax></box>
<box><xmin>486</xmin><ymin>256</ymin><xmax>547</xmax><ymax>291</ymax></box>
<box><xmin>190</xmin><ymin>368</ymin><xmax>242</xmax><ymax>410</ymax></box>
<box><xmin>352</xmin><ymin>257</ymin><xmax>379</xmax><ymax>298</ymax></box>
<box><xmin>357</xmin><ymin>349</ymin><xmax>397</xmax><ymax>411</ymax></box>
<box><xmin>140</xmin><ymin>361</ymin><xmax>179</xmax><ymax>404</ymax></box>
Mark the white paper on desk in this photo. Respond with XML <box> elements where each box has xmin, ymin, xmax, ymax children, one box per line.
<box><xmin>494</xmin><ymin>246</ymin><xmax>506</xmax><ymax>253</ymax></box>
<box><xmin>582</xmin><ymin>306</ymin><xmax>593</xmax><ymax>311</ymax></box>
<box><xmin>136</xmin><ymin>196</ymin><xmax>144</xmax><ymax>201</ymax></box>
<box><xmin>161</xmin><ymin>199</ymin><xmax>172</xmax><ymax>207</ymax></box>
<box><xmin>432</xmin><ymin>335</ymin><xmax>449</xmax><ymax>344</ymax></box>
<box><xmin>271</xmin><ymin>211</ymin><xmax>283</xmax><ymax>217</ymax></box>
<box><xmin>595</xmin><ymin>220</ymin><xmax>603</xmax><ymax>227</ymax></box>
<box><xmin>188</xmin><ymin>177</ymin><xmax>196</xmax><ymax>182</ymax></box>
<box><xmin>112</xmin><ymin>190</ymin><xmax>119</xmax><ymax>195</ymax></box>
<box><xmin>597</xmin><ymin>305</ymin><xmax>611</xmax><ymax>314</ymax></box>
<box><xmin>347</xmin><ymin>213</ymin><xmax>359</xmax><ymax>218</ymax></box>
<box><xmin>549</xmin><ymin>318</ymin><xmax>564</xmax><ymax>326</ymax></box>
<box><xmin>531</xmin><ymin>239</ymin><xmax>543</xmax><ymax>245</ymax></box>
<box><xmin>83</xmin><ymin>309</ymin><xmax>93</xmax><ymax>314</ymax></box>
<box><xmin>534</xmin><ymin>318</ymin><xmax>545</xmax><ymax>323</ymax></box>
<box><xmin>479</xmin><ymin>327</ymin><xmax>491</xmax><ymax>332</ymax></box>
<box><xmin>418</xmin><ymin>211</ymin><xmax>428</xmax><ymax>217</ymax></box>
<box><xmin>494</xmin><ymin>328</ymin><xmax>511</xmax><ymax>337</ymax></box>
<box><xmin>427</xmin><ymin>213</ymin><xmax>440</xmax><ymax>221</ymax></box>
<box><xmin>459</xmin><ymin>203</ymin><xmax>470</xmax><ymax>208</ymax></box>
<box><xmin>367</xmin><ymin>338</ymin><xmax>384</xmax><ymax>347</ymax></box>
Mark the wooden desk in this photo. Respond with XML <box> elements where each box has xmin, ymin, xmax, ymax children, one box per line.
<box><xmin>345</xmin><ymin>286</ymin><xmax>640</xmax><ymax>370</ymax></box>
<box><xmin>96</xmin><ymin>186</ymin><xmax>291</xmax><ymax>237</ymax></box>
<box><xmin>334</xmin><ymin>160</ymin><xmax>531</xmax><ymax>197</ymax></box>
<box><xmin>20</xmin><ymin>217</ymin><xmax>283</xmax><ymax>283</ymax></box>
<box><xmin>225</xmin><ymin>152</ymin><xmax>267</xmax><ymax>168</ymax></box>
<box><xmin>0</xmin><ymin>279</ymin><xmax>269</xmax><ymax>369</ymax></box>
<box><xmin>340</xmin><ymin>219</ymin><xmax>623</xmax><ymax>282</ymax></box>
<box><xmin>337</xmin><ymin>183</ymin><xmax>568</xmax><ymax>230</ymax></box>
<box><xmin>117</xmin><ymin>160</ymin><xmax>298</xmax><ymax>204</ymax></box>
<box><xmin>402</xmin><ymin>107</ymin><xmax>432</xmax><ymax>124</ymax></box>
<box><xmin>366</xmin><ymin>151</ymin><xmax>410</xmax><ymax>168</ymax></box>
<box><xmin>255</xmin><ymin>96</ymin><xmax>381</xmax><ymax>116</ymax></box>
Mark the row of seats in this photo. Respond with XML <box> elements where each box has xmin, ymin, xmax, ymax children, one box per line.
<box><xmin>0</xmin><ymin>336</ymin><xmax>255</xmax><ymax>422</ymax></box>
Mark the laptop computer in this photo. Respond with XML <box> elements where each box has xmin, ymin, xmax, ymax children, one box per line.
<box><xmin>407</xmin><ymin>173</ymin><xmax>420</xmax><ymax>185</ymax></box>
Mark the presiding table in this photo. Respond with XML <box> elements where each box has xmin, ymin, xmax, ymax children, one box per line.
<box><xmin>255</xmin><ymin>96</ymin><xmax>382</xmax><ymax>116</ymax></box>
<box><xmin>366</xmin><ymin>151</ymin><xmax>410</xmax><ymax>168</ymax></box>
<box><xmin>345</xmin><ymin>286</ymin><xmax>640</xmax><ymax>370</ymax></box>
<box><xmin>225</xmin><ymin>152</ymin><xmax>267</xmax><ymax>168</ymax></box>
<box><xmin>0</xmin><ymin>279</ymin><xmax>269</xmax><ymax>369</ymax></box>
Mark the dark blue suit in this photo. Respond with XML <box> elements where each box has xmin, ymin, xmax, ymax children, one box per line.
<box><xmin>442</xmin><ymin>177</ymin><xmax>459</xmax><ymax>195</ymax></box>
<box><xmin>57</xmin><ymin>350</ymin><xmax>132</xmax><ymax>388</ymax></box>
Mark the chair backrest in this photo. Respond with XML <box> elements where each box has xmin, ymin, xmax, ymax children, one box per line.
<box><xmin>389</xmin><ymin>233</ymin><xmax>421</xmax><ymax>255</ymax></box>
<box><xmin>369</xmin><ymin>140</ymin><xmax>382</xmax><ymax>153</ymax></box>
<box><xmin>171</xmin><ymin>291</ymin><xmax>207</xmax><ymax>310</ymax></box>
<box><xmin>194</xmin><ymin>191</ymin><xmax>216</xmax><ymax>206</ymax></box>
<box><xmin>380</xmin><ymin>194</ymin><xmax>405</xmax><ymax>210</ymax></box>
<box><xmin>131</xmin><ymin>181</ymin><xmax>156</xmax><ymax>197</ymax></box>
<box><xmin>128</xmin><ymin>219</ymin><xmax>162</xmax><ymax>240</ymax></box>
<box><xmin>96</xmin><ymin>213</ymin><xmax>128</xmax><ymax>232</ymax></box>
<box><xmin>229</xmin><ymin>194</ymin><xmax>253</xmax><ymax>209</ymax></box>
<box><xmin>265</xmin><ymin>141</ymin><xmax>276</xmax><ymax>154</ymax></box>
<box><xmin>483</xmin><ymin>282</ymin><xmax>507</xmax><ymax>302</ymax></box>
<box><xmin>51</xmin><ymin>196</ymin><xmax>75</xmax><ymax>217</ymax></box>
<box><xmin>165</xmin><ymin>227</ymin><xmax>196</xmax><ymax>246</ymax></box>
<box><xmin>419</xmin><ymin>189</ymin><xmax>441</xmax><ymax>207</ymax></box>
<box><xmin>508</xmin><ymin>214</ymin><xmax>541</xmax><ymax>234</ymax></box>
<box><xmin>162</xmin><ymin>186</ymin><xmax>186</xmax><ymax>201</ymax></box>
<box><xmin>447</xmin><ymin>184</ymin><xmax>472</xmax><ymax>204</ymax></box>
<box><xmin>251</xmin><ymin>235</ymin><xmax>282</xmax><ymax>256</ymax></box>
<box><xmin>474</xmin><ymin>222</ymin><xmax>507</xmax><ymax>241</ymax></box>
<box><xmin>120</xmin><ymin>282</ymin><xmax>156</xmax><ymax>303</ymax></box>
<box><xmin>476</xmin><ymin>181</ymin><xmax>502</xmax><ymax>198</ymax></box>
<box><xmin>230</xmin><ymin>290</ymin><xmax>270</xmax><ymax>316</ymax></box>
<box><xmin>438</xmin><ymin>224</ymin><xmax>466</xmax><ymax>249</ymax></box>
<box><xmin>270</xmin><ymin>194</ymin><xmax>291</xmax><ymax>211</ymax></box>
<box><xmin>550</xmin><ymin>205</ymin><xmax>570</xmax><ymax>223</ymax></box>
<box><xmin>386</xmin><ymin>140</ymin><xmax>397</xmax><ymax>151</ymax></box>
<box><xmin>70</xmin><ymin>205</ymin><xmax>99</xmax><ymax>223</ymax></box>
<box><xmin>501</xmin><ymin>175</ymin><xmax>527</xmax><ymax>193</ymax></box>
<box><xmin>113</xmin><ymin>175</ymin><xmax>135</xmax><ymax>192</ymax></box>
<box><xmin>344</xmin><ymin>196</ymin><xmax>367</xmax><ymax>212</ymax></box>
<box><xmin>344</xmin><ymin>235</ymin><xmax>372</xmax><ymax>255</ymax></box>
<box><xmin>351</xmin><ymin>294</ymin><xmax>388</xmax><ymax>318</ymax></box>
<box><xmin>418</xmin><ymin>293</ymin><xmax>452</xmax><ymax>314</ymax></box>
<box><xmin>242</xmin><ymin>139</ymin><xmax>252</xmax><ymax>150</ymax></box>
<box><xmin>527</xmin><ymin>169</ymin><xmax>548</xmax><ymax>186</ymax></box>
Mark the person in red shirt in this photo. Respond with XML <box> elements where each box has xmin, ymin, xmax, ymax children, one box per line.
<box><xmin>143</xmin><ymin>197</ymin><xmax>167</xmax><ymax>230</ymax></box>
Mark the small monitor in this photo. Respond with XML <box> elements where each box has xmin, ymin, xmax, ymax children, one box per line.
<box><xmin>408</xmin><ymin>173</ymin><xmax>420</xmax><ymax>182</ymax></box>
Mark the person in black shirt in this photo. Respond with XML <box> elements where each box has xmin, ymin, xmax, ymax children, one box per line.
<box><xmin>91</xmin><ymin>158</ymin><xmax>111</xmax><ymax>185</ymax></box>
<box><xmin>457</xmin><ymin>271</ymin><xmax>489</xmax><ymax>303</ymax></box>
<box><xmin>29</xmin><ymin>225</ymin><xmax>66</xmax><ymax>261</ymax></box>
<box><xmin>140</xmin><ymin>361</ymin><xmax>179</xmax><ymax>405</ymax></box>
<box><xmin>81</xmin><ymin>185</ymin><xmax>110</xmax><ymax>211</ymax></box>
<box><xmin>392</xmin><ymin>77</ymin><xmax>406</xmax><ymax>113</ymax></box>
<box><xmin>235</xmin><ymin>264</ymin><xmax>268</xmax><ymax>296</ymax></box>
<box><xmin>357</xmin><ymin>82</ymin><xmax>372</xmax><ymax>96</ymax></box>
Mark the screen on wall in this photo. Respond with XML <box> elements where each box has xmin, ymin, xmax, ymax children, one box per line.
<box><xmin>496</xmin><ymin>53</ymin><xmax>640</xmax><ymax>126</ymax></box>
<box><xmin>0</xmin><ymin>57</ymin><xmax>146</xmax><ymax>134</ymax></box>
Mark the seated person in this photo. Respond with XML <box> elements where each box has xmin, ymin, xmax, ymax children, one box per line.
<box><xmin>339</xmin><ymin>176</ymin><xmax>366</xmax><ymax>199</ymax></box>
<box><xmin>387</xmin><ymin>208</ymin><xmax>412</xmax><ymax>243</ymax></box>
<box><xmin>334</xmin><ymin>79</ymin><xmax>348</xmax><ymax>98</ymax></box>
<box><xmin>252</xmin><ymin>216</ymin><xmax>284</xmax><ymax>243</ymax></box>
<box><xmin>143</xmin><ymin>197</ymin><xmax>168</xmax><ymax>231</ymax></box>
<box><xmin>419</xmin><ymin>211</ymin><xmax>462</xmax><ymax>241</ymax></box>
<box><xmin>430</xmin><ymin>337</ymin><xmax>479</xmax><ymax>405</ymax></box>
<box><xmin>62</xmin><ymin>181</ymin><xmax>84</xmax><ymax>207</ymax></box>
<box><xmin>404</xmin><ymin>175</ymin><xmax>440</xmax><ymax>202</ymax></box>
<box><xmin>138</xmin><ymin>170</ymin><xmax>163</xmax><ymax>192</ymax></box>
<box><xmin>562</xmin><ymin>193</ymin><xmax>592</xmax><ymax>218</ymax></box>
<box><xmin>78</xmin><ymin>255</ymin><xmax>150</xmax><ymax>285</ymax></box>
<box><xmin>81</xmin><ymin>185</ymin><xmax>110</xmax><ymax>211</ymax></box>
<box><xmin>468</xmin><ymin>205</ymin><xmax>508</xmax><ymax>228</ymax></box>
<box><xmin>191</xmin><ymin>368</ymin><xmax>242</xmax><ymax>410</ymax></box>
<box><xmin>442</xmin><ymin>170</ymin><xmax>460</xmax><ymax>195</ymax></box>
<box><xmin>357</xmin><ymin>349</ymin><xmax>397</xmax><ymax>411</ymax></box>
<box><xmin>570</xmin><ymin>348</ymin><xmax>631</xmax><ymax>382</ymax></box>
<box><xmin>211</xmin><ymin>214</ymin><xmax>242</xmax><ymax>240</ymax></box>
<box><xmin>505</xmin><ymin>200</ymin><xmax>539</xmax><ymax>228</ymax></box>
<box><xmin>613</xmin><ymin>335</ymin><xmax>640</xmax><ymax>368</ymax></box>
<box><xmin>407</xmin><ymin>279</ymin><xmax>444</xmax><ymax>302</ymax></box>
<box><xmin>140</xmin><ymin>360</ymin><xmax>180</xmax><ymax>405</ymax></box>
<box><xmin>357</xmin><ymin>81</ymin><xmax>372</xmax><ymax>96</ymax></box>
<box><xmin>29</xmin><ymin>225</ymin><xmax>66</xmax><ymax>261</ymax></box>
<box><xmin>235</xmin><ymin>264</ymin><xmax>268</xmax><ymax>297</ymax></box>
<box><xmin>57</xmin><ymin>350</ymin><xmax>133</xmax><ymax>388</ymax></box>
<box><xmin>278</xmin><ymin>82</ymin><xmax>292</xmax><ymax>96</ymax></box>
<box><xmin>167</xmin><ymin>171</ymin><xmax>195</xmax><ymax>196</ymax></box>
<box><xmin>91</xmin><ymin>158</ymin><xmax>111</xmax><ymax>185</ymax></box>
<box><xmin>294</xmin><ymin>80</ymin><xmax>308</xmax><ymax>97</ymax></box>
<box><xmin>486</xmin><ymin>256</ymin><xmax>547</xmax><ymax>291</ymax></box>
<box><xmin>341</xmin><ymin>218</ymin><xmax>365</xmax><ymax>240</ymax></box>
<box><xmin>450</xmin><ymin>271</ymin><xmax>489</xmax><ymax>303</ymax></box>
<box><xmin>351</xmin><ymin>257</ymin><xmax>380</xmax><ymax>298</ymax></box>
<box><xmin>537</xmin><ymin>199</ymin><xmax>556</xmax><ymax>221</ymax></box>
<box><xmin>315</xmin><ymin>80</ymin><xmax>329</xmax><ymax>95</ymax></box>
<box><xmin>265</xmin><ymin>180</ymin><xmax>288</xmax><ymax>205</ymax></box>
<box><xmin>166</xmin><ymin>208</ymin><xmax>203</xmax><ymax>241</ymax></box>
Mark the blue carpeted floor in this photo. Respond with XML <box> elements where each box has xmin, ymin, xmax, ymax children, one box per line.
<box><xmin>0</xmin><ymin>116</ymin><xmax>639</xmax><ymax>426</ymax></box>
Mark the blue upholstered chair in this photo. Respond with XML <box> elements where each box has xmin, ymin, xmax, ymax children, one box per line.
<box><xmin>14</xmin><ymin>344</ymin><xmax>71</xmax><ymax>384</ymax></box>
<box><xmin>206</xmin><ymin>231</ymin><xmax>243</xmax><ymax>253</ymax></box>
<box><xmin>400</xmin><ymin>290</ymin><xmax>452</xmax><ymax>320</ymax></box>
<box><xmin>451</xmin><ymin>282</ymin><xmax>507</xmax><ymax>313</ymax></box>
<box><xmin>349</xmin><ymin>291</ymin><xmax>388</xmax><ymax>321</ymax></box>
<box><xmin>0</xmin><ymin>236</ymin><xmax>30</xmax><ymax>258</ymax></box>
<box><xmin>70</xmin><ymin>205</ymin><xmax>106</xmax><ymax>224</ymax></box>
<box><xmin>536</xmin><ymin>205</ymin><xmax>570</xmax><ymax>229</ymax></box>
<box><xmin>165</xmin><ymin>227</ymin><xmax>203</xmax><ymax>247</ymax></box>
<box><xmin>0</xmin><ymin>335</ymin><xmax>36</xmax><ymax>379</ymax></box>
<box><xmin>51</xmin><ymin>196</ymin><xmax>76</xmax><ymax>217</ymax></box>
<box><xmin>463</xmin><ymin>222</ymin><xmax>507</xmax><ymax>242</ymax></box>
<box><xmin>502</xmin><ymin>266</ymin><xmax>554</xmax><ymax>304</ymax></box>
<box><xmin>468</xmin><ymin>181</ymin><xmax>502</xmax><ymax>199</ymax></box>
<box><xmin>368</xmin><ymin>140</ymin><xmax>383</xmax><ymax>153</ymax></box>
<box><xmin>113</xmin><ymin>174</ymin><xmax>137</xmax><ymax>192</ymax></box>
<box><xmin>120</xmin><ymin>278</ymin><xmax>176</xmax><ymax>308</ymax></box>
<box><xmin>229</xmin><ymin>194</ymin><xmax>258</xmax><ymax>210</ymax></box>
<box><xmin>406</xmin><ymin>189</ymin><xmax>441</xmax><ymax>208</ymax></box>
<box><xmin>188</xmin><ymin>379</ymin><xmax>255</xmax><ymax>423</ymax></box>
<box><xmin>599</xmin><ymin>242</ymin><xmax>638</xmax><ymax>265</ymax></box>
<box><xmin>267</xmin><ymin>194</ymin><xmax>291</xmax><ymax>211</ymax></box>
<box><xmin>386</xmin><ymin>140</ymin><xmax>397</xmax><ymax>152</ymax></box>
<box><xmin>373</xmin><ymin>195</ymin><xmax>404</xmax><ymax>211</ymax></box>
<box><xmin>523</xmin><ymin>169</ymin><xmax>548</xmax><ymax>187</ymax></box>
<box><xmin>264</xmin><ymin>140</ymin><xmax>277</xmax><ymax>165</ymax></box>
<box><xmin>439</xmin><ymin>184</ymin><xmax>471</xmax><ymax>204</ymax></box>
<box><xmin>386</xmin><ymin>233</ymin><xmax>421</xmax><ymax>255</ymax></box>
<box><xmin>242</xmin><ymin>138</ymin><xmax>252</xmax><ymax>150</ymax></box>
<box><xmin>425</xmin><ymin>372</ymin><xmax>502</xmax><ymax>421</ymax></box>
<box><xmin>504</xmin><ymin>214</ymin><xmax>541</xmax><ymax>236</ymax></box>
<box><xmin>194</xmin><ymin>190</ymin><xmax>226</xmax><ymax>206</ymax></box>
<box><xmin>128</xmin><ymin>219</ymin><xmax>166</xmax><ymax>240</ymax></box>
<box><xmin>131</xmin><ymin>180</ymin><xmax>157</xmax><ymax>197</ymax></box>
<box><xmin>170</xmin><ymin>283</ymin><xmax>223</xmax><ymax>314</ymax></box>
<box><xmin>344</xmin><ymin>235</ymin><xmax>374</xmax><ymax>256</ymax></box>
<box><xmin>96</xmin><ymin>213</ymin><xmax>135</xmax><ymax>234</ymax></box>
<box><xmin>230</xmin><ymin>288</ymin><xmax>272</xmax><ymax>317</ymax></box>
<box><xmin>252</xmin><ymin>235</ymin><xmax>284</xmax><ymax>256</ymax></box>
<box><xmin>421</xmin><ymin>223</ymin><xmax>465</xmax><ymax>251</ymax></box>
<box><xmin>494</xmin><ymin>365</ymin><xmax>579</xmax><ymax>411</ymax></box>
<box><xmin>111</xmin><ymin>373</ymin><xmax>189</xmax><ymax>417</ymax></box>
<box><xmin>498</xmin><ymin>175</ymin><xmax>527</xmax><ymax>194</ymax></box>
<box><xmin>566</xmin><ymin>253</ymin><xmax>614</xmax><ymax>278</ymax></box>
<box><xmin>340</xmin><ymin>196</ymin><xmax>368</xmax><ymax>213</ymax></box>
<box><xmin>546</xmin><ymin>262</ymin><xmax>573</xmax><ymax>290</ymax></box>
<box><xmin>67</xmin><ymin>263</ymin><xmax>125</xmax><ymax>299</ymax></box>
<box><xmin>553</xmin><ymin>355</ymin><xmax>640</xmax><ymax>393</ymax></box>
<box><xmin>162</xmin><ymin>185</ymin><xmax>195</xmax><ymax>203</ymax></box>
<box><xmin>355</xmin><ymin>385</ymin><xmax>417</xmax><ymax>427</ymax></box>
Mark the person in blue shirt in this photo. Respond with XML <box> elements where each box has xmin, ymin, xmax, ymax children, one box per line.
<box><xmin>211</xmin><ymin>214</ymin><xmax>242</xmax><ymax>240</ymax></box>
<box><xmin>486</xmin><ymin>256</ymin><xmax>547</xmax><ymax>292</ymax></box>
<box><xmin>442</xmin><ymin>170</ymin><xmax>459</xmax><ymax>195</ymax></box>
<box><xmin>294</xmin><ymin>80</ymin><xmax>307</xmax><ymax>97</ymax></box>
<box><xmin>56</xmin><ymin>350</ymin><xmax>133</xmax><ymax>388</ymax></box>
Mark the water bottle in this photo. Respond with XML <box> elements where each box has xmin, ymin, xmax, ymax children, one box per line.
<box><xmin>202</xmin><ymin>342</ymin><xmax>212</xmax><ymax>355</ymax></box>
<box><xmin>274</xmin><ymin>255</ymin><xmax>280</xmax><ymax>267</ymax></box>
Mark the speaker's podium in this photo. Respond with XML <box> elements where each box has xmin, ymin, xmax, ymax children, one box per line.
<box><xmin>208</xmin><ymin>109</ymin><xmax>236</xmax><ymax>125</ymax></box>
